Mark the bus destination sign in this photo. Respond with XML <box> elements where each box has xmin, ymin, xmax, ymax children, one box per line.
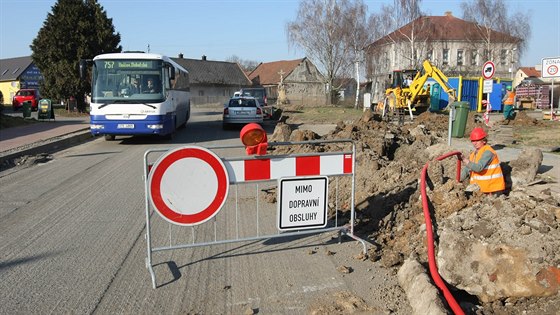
<box><xmin>104</xmin><ymin>61</ymin><xmax>153</xmax><ymax>69</ymax></box>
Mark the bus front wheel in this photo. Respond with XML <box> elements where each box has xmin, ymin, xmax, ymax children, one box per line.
<box><xmin>105</xmin><ymin>135</ymin><xmax>115</xmax><ymax>141</ymax></box>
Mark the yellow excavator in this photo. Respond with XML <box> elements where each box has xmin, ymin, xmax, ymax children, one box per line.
<box><xmin>379</xmin><ymin>60</ymin><xmax>457</xmax><ymax>121</ymax></box>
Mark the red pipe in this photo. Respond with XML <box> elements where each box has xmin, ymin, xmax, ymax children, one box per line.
<box><xmin>420</xmin><ymin>151</ymin><xmax>465</xmax><ymax>315</ymax></box>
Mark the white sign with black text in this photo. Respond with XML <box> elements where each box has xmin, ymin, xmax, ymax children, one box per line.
<box><xmin>277</xmin><ymin>176</ymin><xmax>328</xmax><ymax>231</ymax></box>
<box><xmin>483</xmin><ymin>79</ymin><xmax>493</xmax><ymax>93</ymax></box>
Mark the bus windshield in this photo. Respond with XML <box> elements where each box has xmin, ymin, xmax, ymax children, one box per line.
<box><xmin>92</xmin><ymin>59</ymin><xmax>165</xmax><ymax>104</ymax></box>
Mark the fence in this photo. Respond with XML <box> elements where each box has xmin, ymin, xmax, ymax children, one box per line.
<box><xmin>143</xmin><ymin>139</ymin><xmax>367</xmax><ymax>289</ymax></box>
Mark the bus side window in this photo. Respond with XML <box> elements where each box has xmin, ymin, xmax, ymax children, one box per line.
<box><xmin>170</xmin><ymin>70</ymin><xmax>177</xmax><ymax>89</ymax></box>
<box><xmin>164</xmin><ymin>70</ymin><xmax>172</xmax><ymax>90</ymax></box>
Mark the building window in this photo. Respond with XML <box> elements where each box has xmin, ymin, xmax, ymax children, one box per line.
<box><xmin>500</xmin><ymin>49</ymin><xmax>507</xmax><ymax>65</ymax></box>
<box><xmin>471</xmin><ymin>50</ymin><xmax>478</xmax><ymax>66</ymax></box>
<box><xmin>198</xmin><ymin>90</ymin><xmax>204</xmax><ymax>96</ymax></box>
<box><xmin>457</xmin><ymin>49</ymin><xmax>464</xmax><ymax>66</ymax></box>
<box><xmin>442</xmin><ymin>49</ymin><xmax>449</xmax><ymax>65</ymax></box>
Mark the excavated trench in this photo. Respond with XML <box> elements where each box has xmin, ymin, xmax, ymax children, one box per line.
<box><xmin>267</xmin><ymin>109</ymin><xmax>560</xmax><ymax>314</ymax></box>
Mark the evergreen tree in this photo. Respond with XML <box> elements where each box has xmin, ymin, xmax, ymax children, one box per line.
<box><xmin>31</xmin><ymin>0</ymin><xmax>121</xmax><ymax>111</ymax></box>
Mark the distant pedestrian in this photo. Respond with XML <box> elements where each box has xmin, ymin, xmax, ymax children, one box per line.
<box><xmin>459</xmin><ymin>127</ymin><xmax>505</xmax><ymax>195</ymax></box>
<box><xmin>502</xmin><ymin>85</ymin><xmax>516</xmax><ymax>120</ymax></box>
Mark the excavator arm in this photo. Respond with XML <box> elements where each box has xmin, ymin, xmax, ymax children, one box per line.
<box><xmin>420</xmin><ymin>60</ymin><xmax>456</xmax><ymax>103</ymax></box>
<box><xmin>381</xmin><ymin>60</ymin><xmax>456</xmax><ymax>116</ymax></box>
<box><xmin>407</xmin><ymin>70</ymin><xmax>429</xmax><ymax>103</ymax></box>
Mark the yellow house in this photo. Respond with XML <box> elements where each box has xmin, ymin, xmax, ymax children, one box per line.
<box><xmin>0</xmin><ymin>56</ymin><xmax>43</xmax><ymax>105</ymax></box>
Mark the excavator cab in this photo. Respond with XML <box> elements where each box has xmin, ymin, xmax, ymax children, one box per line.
<box><xmin>391</xmin><ymin>69</ymin><xmax>419</xmax><ymax>88</ymax></box>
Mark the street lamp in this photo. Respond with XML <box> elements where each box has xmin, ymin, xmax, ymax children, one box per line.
<box><xmin>510</xmin><ymin>47</ymin><xmax>517</xmax><ymax>80</ymax></box>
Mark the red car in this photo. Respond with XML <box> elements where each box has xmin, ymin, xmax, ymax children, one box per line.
<box><xmin>12</xmin><ymin>89</ymin><xmax>40</xmax><ymax>111</ymax></box>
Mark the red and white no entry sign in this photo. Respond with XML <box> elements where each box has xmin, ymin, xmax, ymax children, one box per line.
<box><xmin>482</xmin><ymin>61</ymin><xmax>495</xmax><ymax>80</ymax></box>
<box><xmin>148</xmin><ymin>146</ymin><xmax>229</xmax><ymax>226</ymax></box>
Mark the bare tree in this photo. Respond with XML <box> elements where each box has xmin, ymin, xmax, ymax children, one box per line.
<box><xmin>287</xmin><ymin>0</ymin><xmax>368</xmax><ymax>105</ymax></box>
<box><xmin>341</xmin><ymin>0</ymin><xmax>372</xmax><ymax>108</ymax></box>
<box><xmin>365</xmin><ymin>5</ymin><xmax>396</xmax><ymax>80</ymax></box>
<box><xmin>460</xmin><ymin>0</ymin><xmax>530</xmax><ymax>61</ymax></box>
<box><xmin>370</xmin><ymin>0</ymin><xmax>428</xmax><ymax>69</ymax></box>
<box><xmin>225</xmin><ymin>55</ymin><xmax>261</xmax><ymax>73</ymax></box>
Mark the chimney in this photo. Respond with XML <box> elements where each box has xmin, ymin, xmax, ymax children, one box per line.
<box><xmin>178</xmin><ymin>53</ymin><xmax>184</xmax><ymax>59</ymax></box>
<box><xmin>202</xmin><ymin>55</ymin><xmax>207</xmax><ymax>61</ymax></box>
<box><xmin>444</xmin><ymin>11</ymin><xmax>452</xmax><ymax>17</ymax></box>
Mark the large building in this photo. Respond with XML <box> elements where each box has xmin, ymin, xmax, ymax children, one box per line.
<box><xmin>0</xmin><ymin>56</ymin><xmax>43</xmax><ymax>104</ymax></box>
<box><xmin>364</xmin><ymin>12</ymin><xmax>520</xmax><ymax>103</ymax></box>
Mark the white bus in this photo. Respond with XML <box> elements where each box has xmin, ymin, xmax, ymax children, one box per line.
<box><xmin>81</xmin><ymin>52</ymin><xmax>190</xmax><ymax>140</ymax></box>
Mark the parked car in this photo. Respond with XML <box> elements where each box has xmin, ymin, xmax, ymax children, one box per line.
<box><xmin>240</xmin><ymin>87</ymin><xmax>267</xmax><ymax>107</ymax></box>
<box><xmin>223</xmin><ymin>96</ymin><xmax>263</xmax><ymax>129</ymax></box>
<box><xmin>12</xmin><ymin>89</ymin><xmax>40</xmax><ymax>111</ymax></box>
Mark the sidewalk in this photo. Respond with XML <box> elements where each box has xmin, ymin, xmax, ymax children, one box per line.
<box><xmin>0</xmin><ymin>112</ymin><xmax>91</xmax><ymax>166</ymax></box>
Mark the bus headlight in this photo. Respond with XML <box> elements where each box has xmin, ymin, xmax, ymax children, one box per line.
<box><xmin>147</xmin><ymin>124</ymin><xmax>164</xmax><ymax>129</ymax></box>
<box><xmin>90</xmin><ymin>124</ymin><xmax>104</xmax><ymax>130</ymax></box>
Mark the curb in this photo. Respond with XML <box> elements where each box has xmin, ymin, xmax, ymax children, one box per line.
<box><xmin>0</xmin><ymin>129</ymin><xmax>93</xmax><ymax>170</ymax></box>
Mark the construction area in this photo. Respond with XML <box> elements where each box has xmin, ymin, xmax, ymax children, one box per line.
<box><xmin>268</xmin><ymin>106</ymin><xmax>560</xmax><ymax>314</ymax></box>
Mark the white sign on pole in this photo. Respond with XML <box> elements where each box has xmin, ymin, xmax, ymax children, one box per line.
<box><xmin>542</xmin><ymin>57</ymin><xmax>560</xmax><ymax>78</ymax></box>
<box><xmin>277</xmin><ymin>176</ymin><xmax>328</xmax><ymax>231</ymax></box>
<box><xmin>483</xmin><ymin>79</ymin><xmax>493</xmax><ymax>93</ymax></box>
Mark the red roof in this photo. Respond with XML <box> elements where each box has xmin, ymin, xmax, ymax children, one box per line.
<box><xmin>367</xmin><ymin>13</ymin><xmax>519</xmax><ymax>48</ymax></box>
<box><xmin>519</xmin><ymin>67</ymin><xmax>541</xmax><ymax>77</ymax></box>
<box><xmin>248</xmin><ymin>58</ymin><xmax>305</xmax><ymax>85</ymax></box>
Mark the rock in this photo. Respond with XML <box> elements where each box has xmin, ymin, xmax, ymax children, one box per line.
<box><xmin>336</xmin><ymin>265</ymin><xmax>353</xmax><ymax>274</ymax></box>
<box><xmin>361</xmin><ymin>110</ymin><xmax>374</xmax><ymax>122</ymax></box>
<box><xmin>290</xmin><ymin>129</ymin><xmax>319</xmax><ymax>142</ymax></box>
<box><xmin>408</xmin><ymin>124</ymin><xmax>427</xmax><ymax>139</ymax></box>
<box><xmin>397</xmin><ymin>258</ymin><xmax>447</xmax><ymax>315</ymax></box>
<box><xmin>509</xmin><ymin>147</ymin><xmax>543</xmax><ymax>187</ymax></box>
<box><xmin>269</xmin><ymin>122</ymin><xmax>292</xmax><ymax>142</ymax></box>
<box><xmin>381</xmin><ymin>251</ymin><xmax>403</xmax><ymax>268</ymax></box>
<box><xmin>438</xmin><ymin>230</ymin><xmax>559</xmax><ymax>302</ymax></box>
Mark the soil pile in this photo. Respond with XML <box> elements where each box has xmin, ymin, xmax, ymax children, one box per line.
<box><xmin>272</xmin><ymin>110</ymin><xmax>560</xmax><ymax>314</ymax></box>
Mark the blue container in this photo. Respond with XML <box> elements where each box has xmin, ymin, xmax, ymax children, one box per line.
<box><xmin>460</xmin><ymin>79</ymin><xmax>480</xmax><ymax>111</ymax></box>
<box><xmin>488</xmin><ymin>82</ymin><xmax>504</xmax><ymax>112</ymax></box>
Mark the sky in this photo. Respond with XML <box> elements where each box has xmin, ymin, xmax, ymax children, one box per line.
<box><xmin>0</xmin><ymin>0</ymin><xmax>559</xmax><ymax>68</ymax></box>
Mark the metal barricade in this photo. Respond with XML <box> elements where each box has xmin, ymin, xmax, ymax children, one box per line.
<box><xmin>143</xmin><ymin>139</ymin><xmax>367</xmax><ymax>289</ymax></box>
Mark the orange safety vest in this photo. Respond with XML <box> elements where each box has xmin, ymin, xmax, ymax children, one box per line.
<box><xmin>469</xmin><ymin>145</ymin><xmax>505</xmax><ymax>193</ymax></box>
<box><xmin>504</xmin><ymin>91</ymin><xmax>515</xmax><ymax>105</ymax></box>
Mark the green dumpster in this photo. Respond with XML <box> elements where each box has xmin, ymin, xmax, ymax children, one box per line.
<box><xmin>22</xmin><ymin>101</ymin><xmax>32</xmax><ymax>118</ymax></box>
<box><xmin>38</xmin><ymin>99</ymin><xmax>55</xmax><ymax>120</ymax></box>
<box><xmin>451</xmin><ymin>101</ymin><xmax>469</xmax><ymax>138</ymax></box>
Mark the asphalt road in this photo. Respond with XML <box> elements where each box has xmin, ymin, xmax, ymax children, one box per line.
<box><xmin>0</xmin><ymin>106</ymin><xmax>412</xmax><ymax>314</ymax></box>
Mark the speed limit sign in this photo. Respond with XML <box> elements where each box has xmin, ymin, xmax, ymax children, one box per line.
<box><xmin>542</xmin><ymin>57</ymin><xmax>560</xmax><ymax>78</ymax></box>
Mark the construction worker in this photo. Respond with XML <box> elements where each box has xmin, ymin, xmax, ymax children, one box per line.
<box><xmin>502</xmin><ymin>85</ymin><xmax>516</xmax><ymax>120</ymax></box>
<box><xmin>459</xmin><ymin>127</ymin><xmax>505</xmax><ymax>194</ymax></box>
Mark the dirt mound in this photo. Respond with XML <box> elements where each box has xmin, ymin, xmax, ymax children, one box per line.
<box><xmin>273</xmin><ymin>110</ymin><xmax>560</xmax><ymax>313</ymax></box>
<box><xmin>497</xmin><ymin>110</ymin><xmax>547</xmax><ymax>127</ymax></box>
